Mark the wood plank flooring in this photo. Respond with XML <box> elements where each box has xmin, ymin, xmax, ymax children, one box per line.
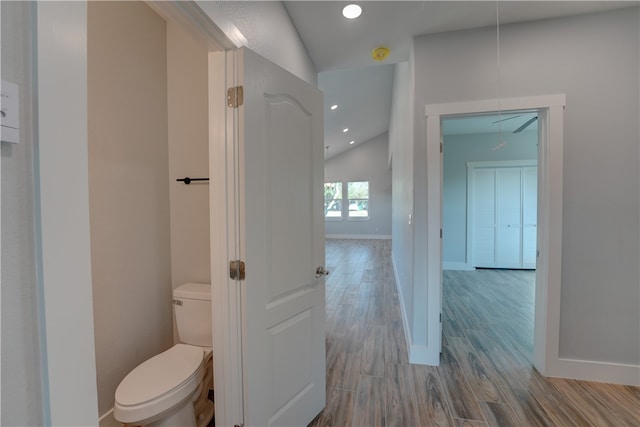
<box><xmin>309</xmin><ymin>239</ymin><xmax>640</xmax><ymax>427</ymax></box>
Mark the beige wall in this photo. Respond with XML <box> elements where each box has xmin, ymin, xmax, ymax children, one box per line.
<box><xmin>88</xmin><ymin>1</ymin><xmax>172</xmax><ymax>416</ymax></box>
<box><xmin>167</xmin><ymin>21</ymin><xmax>211</xmax><ymax>294</ymax></box>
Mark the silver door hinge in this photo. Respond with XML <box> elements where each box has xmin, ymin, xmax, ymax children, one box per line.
<box><xmin>230</xmin><ymin>260</ymin><xmax>246</xmax><ymax>281</ymax></box>
<box><xmin>227</xmin><ymin>86</ymin><xmax>244</xmax><ymax>108</ymax></box>
<box><xmin>440</xmin><ymin>142</ymin><xmax>443</xmax><ymax>153</ymax></box>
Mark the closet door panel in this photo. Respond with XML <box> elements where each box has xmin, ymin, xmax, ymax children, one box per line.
<box><xmin>496</xmin><ymin>168</ymin><xmax>522</xmax><ymax>267</ymax></box>
<box><xmin>472</xmin><ymin>169</ymin><xmax>496</xmax><ymax>267</ymax></box>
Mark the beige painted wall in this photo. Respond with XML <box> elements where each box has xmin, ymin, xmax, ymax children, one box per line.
<box><xmin>167</xmin><ymin>21</ymin><xmax>211</xmax><ymax>294</ymax></box>
<box><xmin>88</xmin><ymin>1</ymin><xmax>172</xmax><ymax>416</ymax></box>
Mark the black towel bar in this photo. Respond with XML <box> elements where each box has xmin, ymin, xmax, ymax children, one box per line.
<box><xmin>176</xmin><ymin>177</ymin><xmax>209</xmax><ymax>185</ymax></box>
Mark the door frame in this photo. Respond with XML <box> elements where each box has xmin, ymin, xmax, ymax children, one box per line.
<box><xmin>466</xmin><ymin>159</ymin><xmax>538</xmax><ymax>269</ymax></box>
<box><xmin>149</xmin><ymin>4</ymin><xmax>249</xmax><ymax>426</ymax></box>
<box><xmin>424</xmin><ymin>94</ymin><xmax>565</xmax><ymax>375</ymax></box>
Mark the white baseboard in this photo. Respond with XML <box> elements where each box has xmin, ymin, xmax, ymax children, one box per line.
<box><xmin>391</xmin><ymin>253</ymin><xmax>440</xmax><ymax>366</ymax></box>
<box><xmin>325</xmin><ymin>234</ymin><xmax>391</xmax><ymax>240</ymax></box>
<box><xmin>408</xmin><ymin>344</ymin><xmax>440</xmax><ymax>366</ymax></box>
<box><xmin>442</xmin><ymin>261</ymin><xmax>475</xmax><ymax>271</ymax></box>
<box><xmin>391</xmin><ymin>252</ymin><xmax>414</xmax><ymax>365</ymax></box>
<box><xmin>548</xmin><ymin>357</ymin><xmax>640</xmax><ymax>386</ymax></box>
<box><xmin>99</xmin><ymin>408</ymin><xmax>120</xmax><ymax>427</ymax></box>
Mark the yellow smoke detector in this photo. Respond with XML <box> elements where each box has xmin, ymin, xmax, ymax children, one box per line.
<box><xmin>371</xmin><ymin>46</ymin><xmax>390</xmax><ymax>62</ymax></box>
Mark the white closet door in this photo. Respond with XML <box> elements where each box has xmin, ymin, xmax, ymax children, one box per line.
<box><xmin>522</xmin><ymin>167</ymin><xmax>538</xmax><ymax>268</ymax></box>
<box><xmin>496</xmin><ymin>168</ymin><xmax>523</xmax><ymax>268</ymax></box>
<box><xmin>469</xmin><ymin>162</ymin><xmax>537</xmax><ymax>270</ymax></box>
<box><xmin>471</xmin><ymin>169</ymin><xmax>497</xmax><ymax>268</ymax></box>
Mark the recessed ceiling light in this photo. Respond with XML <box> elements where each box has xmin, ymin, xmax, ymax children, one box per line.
<box><xmin>342</xmin><ymin>4</ymin><xmax>362</xmax><ymax>19</ymax></box>
<box><xmin>330</xmin><ymin>104</ymin><xmax>338</xmax><ymax>110</ymax></box>
<box><xmin>349</xmin><ymin>140</ymin><xmax>355</xmax><ymax>145</ymax></box>
<box><xmin>342</xmin><ymin>128</ymin><xmax>349</xmax><ymax>133</ymax></box>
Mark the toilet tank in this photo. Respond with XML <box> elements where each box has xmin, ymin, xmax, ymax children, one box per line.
<box><xmin>173</xmin><ymin>283</ymin><xmax>212</xmax><ymax>347</ymax></box>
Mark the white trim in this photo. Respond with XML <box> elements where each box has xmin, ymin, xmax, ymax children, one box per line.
<box><xmin>37</xmin><ymin>2</ymin><xmax>99</xmax><ymax>425</ymax></box>
<box><xmin>425</xmin><ymin>94</ymin><xmax>567</xmax><ymax>380</ymax></box>
<box><xmin>425</xmin><ymin>114</ymin><xmax>443</xmax><ymax>365</ymax></box>
<box><xmin>391</xmin><ymin>253</ymin><xmax>413</xmax><ymax>366</ymax></box>
<box><xmin>98</xmin><ymin>408</ymin><xmax>120</xmax><ymax>427</ymax></box>
<box><xmin>325</xmin><ymin>234</ymin><xmax>391</xmax><ymax>240</ymax></box>
<box><xmin>409</xmin><ymin>345</ymin><xmax>437</xmax><ymax>365</ymax></box>
<box><xmin>210</xmin><ymin>49</ymin><xmax>245</xmax><ymax>427</ymax></box>
<box><xmin>549</xmin><ymin>359</ymin><xmax>640</xmax><ymax>387</ymax></box>
<box><xmin>442</xmin><ymin>262</ymin><xmax>474</xmax><ymax>271</ymax></box>
<box><xmin>425</xmin><ymin>94</ymin><xmax>566</xmax><ymax>116</ymax></box>
<box><xmin>0</xmin><ymin>2</ymin><xmax>3</xmax><ymax>417</ymax></box>
<box><xmin>534</xmin><ymin>105</ymin><xmax>565</xmax><ymax>378</ymax></box>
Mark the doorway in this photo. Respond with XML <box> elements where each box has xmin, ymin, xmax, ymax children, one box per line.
<box><xmin>423</xmin><ymin>95</ymin><xmax>565</xmax><ymax>376</ymax></box>
<box><xmin>440</xmin><ymin>112</ymin><xmax>539</xmax><ymax>374</ymax></box>
<box><xmin>441</xmin><ymin>112</ymin><xmax>539</xmax><ymax>271</ymax></box>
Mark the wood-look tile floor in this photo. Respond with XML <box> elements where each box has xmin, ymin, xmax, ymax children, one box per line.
<box><xmin>309</xmin><ymin>239</ymin><xmax>640</xmax><ymax>427</ymax></box>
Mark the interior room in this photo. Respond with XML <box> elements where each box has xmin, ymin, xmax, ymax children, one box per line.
<box><xmin>442</xmin><ymin>113</ymin><xmax>539</xmax><ymax>270</ymax></box>
<box><xmin>2</xmin><ymin>1</ymin><xmax>639</xmax><ymax>426</ymax></box>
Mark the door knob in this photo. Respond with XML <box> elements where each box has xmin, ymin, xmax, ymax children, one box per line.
<box><xmin>315</xmin><ymin>266</ymin><xmax>330</xmax><ymax>278</ymax></box>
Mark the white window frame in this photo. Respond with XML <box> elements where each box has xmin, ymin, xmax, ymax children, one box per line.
<box><xmin>346</xmin><ymin>180</ymin><xmax>370</xmax><ymax>221</ymax></box>
<box><xmin>324</xmin><ymin>181</ymin><xmax>343</xmax><ymax>221</ymax></box>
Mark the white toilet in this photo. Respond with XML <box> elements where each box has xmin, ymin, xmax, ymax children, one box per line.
<box><xmin>114</xmin><ymin>283</ymin><xmax>214</xmax><ymax>427</ymax></box>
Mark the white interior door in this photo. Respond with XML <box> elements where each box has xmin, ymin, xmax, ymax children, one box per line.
<box><xmin>496</xmin><ymin>168</ymin><xmax>523</xmax><ymax>268</ymax></box>
<box><xmin>471</xmin><ymin>168</ymin><xmax>497</xmax><ymax>267</ymax></box>
<box><xmin>468</xmin><ymin>161</ymin><xmax>537</xmax><ymax>270</ymax></box>
<box><xmin>232</xmin><ymin>47</ymin><xmax>325</xmax><ymax>427</ymax></box>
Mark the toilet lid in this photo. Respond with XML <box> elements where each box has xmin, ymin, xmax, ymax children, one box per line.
<box><xmin>115</xmin><ymin>344</ymin><xmax>204</xmax><ymax>406</ymax></box>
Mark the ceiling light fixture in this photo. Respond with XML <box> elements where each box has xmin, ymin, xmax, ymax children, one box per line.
<box><xmin>342</xmin><ymin>128</ymin><xmax>349</xmax><ymax>133</ymax></box>
<box><xmin>330</xmin><ymin>104</ymin><xmax>338</xmax><ymax>110</ymax></box>
<box><xmin>349</xmin><ymin>141</ymin><xmax>355</xmax><ymax>145</ymax></box>
<box><xmin>342</xmin><ymin>4</ymin><xmax>362</xmax><ymax>19</ymax></box>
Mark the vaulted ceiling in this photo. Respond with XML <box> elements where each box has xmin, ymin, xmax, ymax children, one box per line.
<box><xmin>283</xmin><ymin>1</ymin><xmax>633</xmax><ymax>159</ymax></box>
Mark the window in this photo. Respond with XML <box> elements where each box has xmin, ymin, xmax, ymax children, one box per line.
<box><xmin>324</xmin><ymin>182</ymin><xmax>342</xmax><ymax>219</ymax></box>
<box><xmin>347</xmin><ymin>181</ymin><xmax>369</xmax><ymax>218</ymax></box>
<box><xmin>324</xmin><ymin>181</ymin><xmax>370</xmax><ymax>220</ymax></box>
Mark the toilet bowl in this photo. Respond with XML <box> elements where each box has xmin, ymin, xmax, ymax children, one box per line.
<box><xmin>114</xmin><ymin>283</ymin><xmax>214</xmax><ymax>427</ymax></box>
<box><xmin>115</xmin><ymin>344</ymin><xmax>207</xmax><ymax>426</ymax></box>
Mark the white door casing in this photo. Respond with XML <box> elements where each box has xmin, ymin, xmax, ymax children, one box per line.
<box><xmin>522</xmin><ymin>167</ymin><xmax>537</xmax><ymax>269</ymax></box>
<box><xmin>423</xmin><ymin>94</ymin><xmax>565</xmax><ymax>373</ymax></box>
<box><xmin>210</xmin><ymin>47</ymin><xmax>326</xmax><ymax>427</ymax></box>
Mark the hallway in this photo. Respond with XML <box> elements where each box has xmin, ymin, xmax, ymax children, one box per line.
<box><xmin>309</xmin><ymin>239</ymin><xmax>640</xmax><ymax>426</ymax></box>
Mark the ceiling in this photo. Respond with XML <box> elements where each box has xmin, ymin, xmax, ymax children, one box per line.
<box><xmin>282</xmin><ymin>1</ymin><xmax>634</xmax><ymax>159</ymax></box>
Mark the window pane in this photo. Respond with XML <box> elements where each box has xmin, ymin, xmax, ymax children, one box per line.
<box><xmin>324</xmin><ymin>182</ymin><xmax>342</xmax><ymax>218</ymax></box>
<box><xmin>347</xmin><ymin>181</ymin><xmax>369</xmax><ymax>218</ymax></box>
<box><xmin>347</xmin><ymin>181</ymin><xmax>368</xmax><ymax>199</ymax></box>
<box><xmin>348</xmin><ymin>199</ymin><xmax>368</xmax><ymax>217</ymax></box>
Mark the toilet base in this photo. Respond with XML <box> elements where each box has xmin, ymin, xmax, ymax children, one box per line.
<box><xmin>146</xmin><ymin>400</ymin><xmax>196</xmax><ymax>427</ymax></box>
